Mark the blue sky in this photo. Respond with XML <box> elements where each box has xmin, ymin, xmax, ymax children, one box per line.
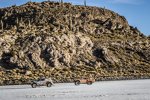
<box><xmin>0</xmin><ymin>0</ymin><xmax>149</xmax><ymax>36</ymax></box>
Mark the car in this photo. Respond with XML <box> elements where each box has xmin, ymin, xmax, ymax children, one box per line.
<box><xmin>74</xmin><ymin>77</ymin><xmax>95</xmax><ymax>85</ymax></box>
<box><xmin>31</xmin><ymin>77</ymin><xmax>54</xmax><ymax>88</ymax></box>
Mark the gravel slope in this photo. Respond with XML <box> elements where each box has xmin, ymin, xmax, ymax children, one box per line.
<box><xmin>0</xmin><ymin>79</ymin><xmax>150</xmax><ymax>100</ymax></box>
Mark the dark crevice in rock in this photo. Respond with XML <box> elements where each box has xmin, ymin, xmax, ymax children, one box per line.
<box><xmin>93</xmin><ymin>48</ymin><xmax>106</xmax><ymax>62</ymax></box>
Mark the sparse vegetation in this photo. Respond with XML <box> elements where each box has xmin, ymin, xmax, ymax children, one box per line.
<box><xmin>0</xmin><ymin>1</ymin><xmax>149</xmax><ymax>85</ymax></box>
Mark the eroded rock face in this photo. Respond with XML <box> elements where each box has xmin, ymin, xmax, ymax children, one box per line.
<box><xmin>10</xmin><ymin>33</ymin><xmax>94</xmax><ymax>68</ymax></box>
<box><xmin>0</xmin><ymin>1</ymin><xmax>149</xmax><ymax>85</ymax></box>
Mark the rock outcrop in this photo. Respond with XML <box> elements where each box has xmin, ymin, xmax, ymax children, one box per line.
<box><xmin>0</xmin><ymin>1</ymin><xmax>149</xmax><ymax>85</ymax></box>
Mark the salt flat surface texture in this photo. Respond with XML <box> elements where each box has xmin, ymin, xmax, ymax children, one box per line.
<box><xmin>0</xmin><ymin>79</ymin><xmax>150</xmax><ymax>100</ymax></box>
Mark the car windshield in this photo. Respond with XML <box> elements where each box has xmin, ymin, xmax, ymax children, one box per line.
<box><xmin>37</xmin><ymin>78</ymin><xmax>45</xmax><ymax>81</ymax></box>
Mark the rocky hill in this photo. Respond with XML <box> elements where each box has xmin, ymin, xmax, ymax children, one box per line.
<box><xmin>0</xmin><ymin>1</ymin><xmax>149</xmax><ymax>85</ymax></box>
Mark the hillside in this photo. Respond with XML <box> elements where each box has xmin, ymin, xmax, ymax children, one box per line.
<box><xmin>0</xmin><ymin>1</ymin><xmax>150</xmax><ymax>85</ymax></box>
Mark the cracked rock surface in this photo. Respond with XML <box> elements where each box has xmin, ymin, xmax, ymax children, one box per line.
<box><xmin>0</xmin><ymin>1</ymin><xmax>149</xmax><ymax>85</ymax></box>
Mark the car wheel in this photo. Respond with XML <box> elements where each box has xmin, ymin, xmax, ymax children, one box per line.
<box><xmin>31</xmin><ymin>83</ymin><xmax>37</xmax><ymax>88</ymax></box>
<box><xmin>74</xmin><ymin>81</ymin><xmax>80</xmax><ymax>85</ymax></box>
<box><xmin>87</xmin><ymin>81</ymin><xmax>92</xmax><ymax>85</ymax></box>
<box><xmin>47</xmin><ymin>82</ymin><xmax>52</xmax><ymax>87</ymax></box>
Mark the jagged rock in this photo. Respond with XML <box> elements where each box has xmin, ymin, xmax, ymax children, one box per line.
<box><xmin>0</xmin><ymin>1</ymin><xmax>149</xmax><ymax>85</ymax></box>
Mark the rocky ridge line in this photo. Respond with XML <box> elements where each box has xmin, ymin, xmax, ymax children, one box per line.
<box><xmin>0</xmin><ymin>1</ymin><xmax>149</xmax><ymax>85</ymax></box>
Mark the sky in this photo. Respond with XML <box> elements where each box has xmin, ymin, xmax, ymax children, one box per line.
<box><xmin>0</xmin><ymin>0</ymin><xmax>149</xmax><ymax>36</ymax></box>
